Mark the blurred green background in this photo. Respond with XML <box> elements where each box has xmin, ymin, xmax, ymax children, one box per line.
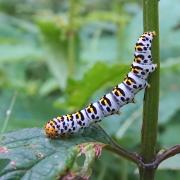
<box><xmin>0</xmin><ymin>0</ymin><xmax>180</xmax><ymax>179</ymax></box>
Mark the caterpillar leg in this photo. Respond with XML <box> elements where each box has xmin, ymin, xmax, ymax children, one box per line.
<box><xmin>148</xmin><ymin>64</ymin><xmax>157</xmax><ymax>73</ymax></box>
<box><xmin>131</xmin><ymin>98</ymin><xmax>136</xmax><ymax>103</ymax></box>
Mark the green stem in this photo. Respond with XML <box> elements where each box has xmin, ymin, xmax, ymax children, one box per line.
<box><xmin>0</xmin><ymin>91</ymin><xmax>17</xmax><ymax>141</ymax></box>
<box><xmin>140</xmin><ymin>0</ymin><xmax>160</xmax><ymax>179</ymax></box>
<box><xmin>68</xmin><ymin>0</ymin><xmax>76</xmax><ymax>75</ymax></box>
<box><xmin>121</xmin><ymin>159</ymin><xmax>128</xmax><ymax>180</ymax></box>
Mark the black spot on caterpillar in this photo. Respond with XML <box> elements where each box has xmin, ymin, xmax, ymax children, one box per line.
<box><xmin>44</xmin><ymin>31</ymin><xmax>157</xmax><ymax>138</ymax></box>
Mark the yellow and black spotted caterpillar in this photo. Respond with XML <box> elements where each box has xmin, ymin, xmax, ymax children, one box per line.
<box><xmin>44</xmin><ymin>32</ymin><xmax>157</xmax><ymax>138</ymax></box>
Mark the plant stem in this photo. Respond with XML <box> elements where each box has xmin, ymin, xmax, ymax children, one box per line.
<box><xmin>0</xmin><ymin>91</ymin><xmax>17</xmax><ymax>141</ymax></box>
<box><xmin>68</xmin><ymin>0</ymin><xmax>76</xmax><ymax>75</ymax></box>
<box><xmin>140</xmin><ymin>0</ymin><xmax>160</xmax><ymax>179</ymax></box>
<box><xmin>98</xmin><ymin>125</ymin><xmax>143</xmax><ymax>166</ymax></box>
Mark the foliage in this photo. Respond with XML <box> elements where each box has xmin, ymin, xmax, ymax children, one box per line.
<box><xmin>0</xmin><ymin>0</ymin><xmax>180</xmax><ymax>179</ymax></box>
<box><xmin>0</xmin><ymin>125</ymin><xmax>112</xmax><ymax>179</ymax></box>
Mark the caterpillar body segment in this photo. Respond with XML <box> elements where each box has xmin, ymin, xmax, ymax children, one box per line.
<box><xmin>112</xmin><ymin>83</ymin><xmax>134</xmax><ymax>106</ymax></box>
<box><xmin>85</xmin><ymin>102</ymin><xmax>104</xmax><ymax>123</ymax></box>
<box><xmin>131</xmin><ymin>62</ymin><xmax>157</xmax><ymax>79</ymax></box>
<box><xmin>99</xmin><ymin>93</ymin><xmax>120</xmax><ymax>116</ymax></box>
<box><xmin>123</xmin><ymin>72</ymin><xmax>149</xmax><ymax>94</ymax></box>
<box><xmin>134</xmin><ymin>51</ymin><xmax>153</xmax><ymax>64</ymax></box>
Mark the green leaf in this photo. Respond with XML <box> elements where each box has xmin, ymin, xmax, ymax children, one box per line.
<box><xmin>82</xmin><ymin>11</ymin><xmax>129</xmax><ymax>25</ymax></box>
<box><xmin>0</xmin><ymin>125</ymin><xmax>113</xmax><ymax>179</ymax></box>
<box><xmin>122</xmin><ymin>0</ymin><xmax>180</xmax><ymax>61</ymax></box>
<box><xmin>37</xmin><ymin>17</ymin><xmax>69</xmax><ymax>90</ymax></box>
<box><xmin>39</xmin><ymin>79</ymin><xmax>59</xmax><ymax>96</ymax></box>
<box><xmin>0</xmin><ymin>14</ymin><xmax>41</xmax><ymax>63</ymax></box>
<box><xmin>159</xmin><ymin>61</ymin><xmax>180</xmax><ymax>124</ymax></box>
<box><xmin>56</xmin><ymin>62</ymin><xmax>129</xmax><ymax>110</ymax></box>
<box><xmin>159</xmin><ymin>92</ymin><xmax>180</xmax><ymax>124</ymax></box>
<box><xmin>0</xmin><ymin>159</ymin><xmax>10</xmax><ymax>172</ymax></box>
<box><xmin>0</xmin><ymin>90</ymin><xmax>63</xmax><ymax>132</ymax></box>
<box><xmin>0</xmin><ymin>44</ymin><xmax>42</xmax><ymax>63</ymax></box>
<box><xmin>0</xmin><ymin>14</ymin><xmax>38</xmax><ymax>44</ymax></box>
<box><xmin>160</xmin><ymin>123</ymin><xmax>180</xmax><ymax>147</ymax></box>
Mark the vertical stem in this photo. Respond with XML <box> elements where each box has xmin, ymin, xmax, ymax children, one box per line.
<box><xmin>140</xmin><ymin>0</ymin><xmax>160</xmax><ymax>179</ymax></box>
<box><xmin>121</xmin><ymin>159</ymin><xmax>128</xmax><ymax>180</ymax></box>
<box><xmin>113</xmin><ymin>0</ymin><xmax>126</xmax><ymax>60</ymax></box>
<box><xmin>139</xmin><ymin>168</ymin><xmax>156</xmax><ymax>180</ymax></box>
<box><xmin>0</xmin><ymin>92</ymin><xmax>17</xmax><ymax>141</ymax></box>
<box><xmin>68</xmin><ymin>0</ymin><xmax>76</xmax><ymax>75</ymax></box>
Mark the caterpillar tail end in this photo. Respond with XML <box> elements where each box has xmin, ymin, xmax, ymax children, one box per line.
<box><xmin>44</xmin><ymin>121</ymin><xmax>58</xmax><ymax>139</ymax></box>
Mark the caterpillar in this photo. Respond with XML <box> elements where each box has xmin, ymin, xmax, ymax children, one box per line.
<box><xmin>44</xmin><ymin>32</ymin><xmax>157</xmax><ymax>138</ymax></box>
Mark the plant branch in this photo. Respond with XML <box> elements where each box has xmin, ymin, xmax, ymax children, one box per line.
<box><xmin>107</xmin><ymin>143</ymin><xmax>180</xmax><ymax>170</ymax></box>
<box><xmin>106</xmin><ymin>143</ymin><xmax>142</xmax><ymax>166</ymax></box>
<box><xmin>97</xmin><ymin>125</ymin><xmax>143</xmax><ymax>166</ymax></box>
<box><xmin>154</xmin><ymin>145</ymin><xmax>180</xmax><ymax>167</ymax></box>
<box><xmin>68</xmin><ymin>0</ymin><xmax>78</xmax><ymax>75</ymax></box>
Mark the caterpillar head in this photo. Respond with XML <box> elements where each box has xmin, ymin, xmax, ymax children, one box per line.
<box><xmin>135</xmin><ymin>31</ymin><xmax>156</xmax><ymax>53</ymax></box>
<box><xmin>44</xmin><ymin>120</ymin><xmax>59</xmax><ymax>138</ymax></box>
<box><xmin>139</xmin><ymin>31</ymin><xmax>156</xmax><ymax>45</ymax></box>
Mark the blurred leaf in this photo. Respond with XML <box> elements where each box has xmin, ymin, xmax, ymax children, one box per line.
<box><xmin>0</xmin><ymin>44</ymin><xmax>42</xmax><ymax>63</ymax></box>
<box><xmin>36</xmin><ymin>16</ymin><xmax>68</xmax><ymax>52</ymax></box>
<box><xmin>0</xmin><ymin>14</ymin><xmax>42</xmax><ymax>63</ymax></box>
<box><xmin>39</xmin><ymin>79</ymin><xmax>59</xmax><ymax>96</ymax></box>
<box><xmin>82</xmin><ymin>11</ymin><xmax>130</xmax><ymax>25</ymax></box>
<box><xmin>0</xmin><ymin>90</ymin><xmax>63</xmax><ymax>132</ymax></box>
<box><xmin>0</xmin><ymin>125</ymin><xmax>112</xmax><ymax>179</ymax></box>
<box><xmin>44</xmin><ymin>55</ymin><xmax>68</xmax><ymax>90</ymax></box>
<box><xmin>122</xmin><ymin>0</ymin><xmax>180</xmax><ymax>61</ymax></box>
<box><xmin>37</xmin><ymin>16</ymin><xmax>69</xmax><ymax>90</ymax></box>
<box><xmin>115</xmin><ymin>105</ymin><xmax>142</xmax><ymax>139</ymax></box>
<box><xmin>56</xmin><ymin>62</ymin><xmax>129</xmax><ymax>111</ymax></box>
<box><xmin>159</xmin><ymin>154</ymin><xmax>180</xmax><ymax>170</ymax></box>
<box><xmin>0</xmin><ymin>13</ymin><xmax>38</xmax><ymax>44</ymax></box>
<box><xmin>159</xmin><ymin>60</ymin><xmax>180</xmax><ymax>124</ymax></box>
<box><xmin>160</xmin><ymin>123</ymin><xmax>180</xmax><ymax>147</ymax></box>
<box><xmin>0</xmin><ymin>158</ymin><xmax>10</xmax><ymax>172</ymax></box>
<box><xmin>159</xmin><ymin>92</ymin><xmax>180</xmax><ymax>124</ymax></box>
<box><xmin>156</xmin><ymin>171</ymin><xmax>180</xmax><ymax>180</ymax></box>
<box><xmin>81</xmin><ymin>33</ymin><xmax>118</xmax><ymax>63</ymax></box>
